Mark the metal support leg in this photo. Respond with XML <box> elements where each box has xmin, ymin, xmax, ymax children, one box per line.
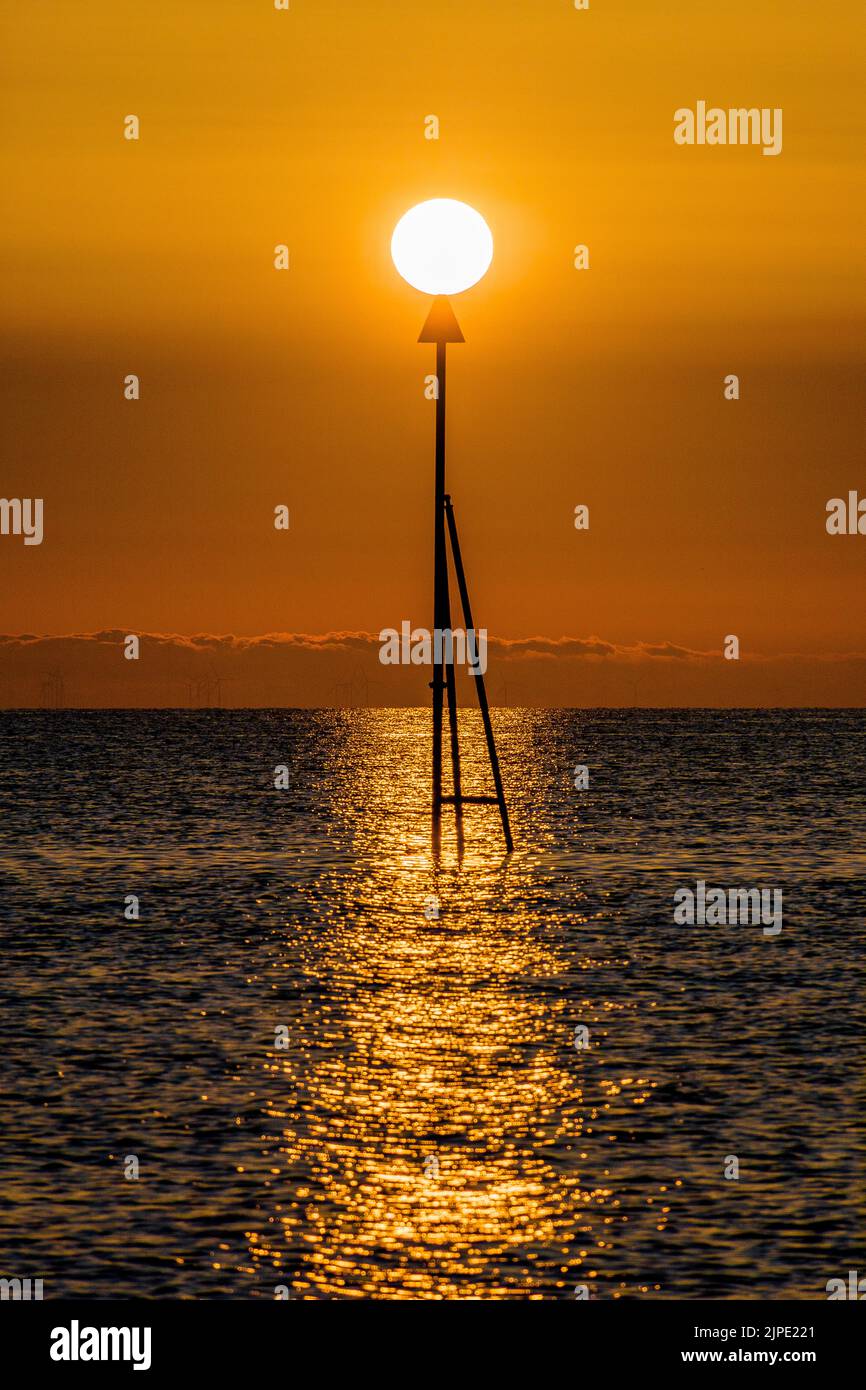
<box><xmin>444</xmin><ymin>494</ymin><xmax>514</xmax><ymax>852</ymax></box>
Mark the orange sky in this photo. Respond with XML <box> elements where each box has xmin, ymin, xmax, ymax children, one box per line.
<box><xmin>1</xmin><ymin>0</ymin><xmax>864</xmax><ymax>704</ymax></box>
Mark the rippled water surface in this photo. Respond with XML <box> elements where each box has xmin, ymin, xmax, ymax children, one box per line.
<box><xmin>0</xmin><ymin>709</ymin><xmax>863</xmax><ymax>1299</ymax></box>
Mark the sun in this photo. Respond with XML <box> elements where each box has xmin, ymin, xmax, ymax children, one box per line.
<box><xmin>391</xmin><ymin>198</ymin><xmax>494</xmax><ymax>296</ymax></box>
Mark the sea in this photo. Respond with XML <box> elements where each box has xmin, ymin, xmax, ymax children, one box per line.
<box><xmin>0</xmin><ymin>708</ymin><xmax>863</xmax><ymax>1299</ymax></box>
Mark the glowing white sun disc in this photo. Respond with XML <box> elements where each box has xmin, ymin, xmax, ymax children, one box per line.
<box><xmin>391</xmin><ymin>198</ymin><xmax>493</xmax><ymax>296</ymax></box>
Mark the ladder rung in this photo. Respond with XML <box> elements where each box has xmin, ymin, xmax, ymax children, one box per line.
<box><xmin>440</xmin><ymin>795</ymin><xmax>500</xmax><ymax>805</ymax></box>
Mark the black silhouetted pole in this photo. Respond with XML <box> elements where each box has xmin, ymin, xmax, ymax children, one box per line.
<box><xmin>419</xmin><ymin>295</ymin><xmax>512</xmax><ymax>852</ymax></box>
<box><xmin>431</xmin><ymin>336</ymin><xmax>447</xmax><ymax>846</ymax></box>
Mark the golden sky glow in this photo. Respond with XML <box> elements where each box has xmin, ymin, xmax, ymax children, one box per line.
<box><xmin>1</xmin><ymin>1</ymin><xmax>864</xmax><ymax>703</ymax></box>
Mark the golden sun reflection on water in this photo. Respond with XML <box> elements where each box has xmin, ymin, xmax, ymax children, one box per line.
<box><xmin>244</xmin><ymin>710</ymin><xmax>660</xmax><ymax>1298</ymax></box>
<box><xmin>3</xmin><ymin>708</ymin><xmax>856</xmax><ymax>1298</ymax></box>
